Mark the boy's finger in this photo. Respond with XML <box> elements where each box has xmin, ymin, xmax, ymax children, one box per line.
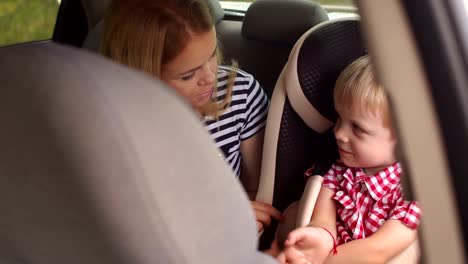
<box><xmin>283</xmin><ymin>247</ymin><xmax>306</xmax><ymax>264</ymax></box>
<box><xmin>284</xmin><ymin>231</ymin><xmax>302</xmax><ymax>246</ymax></box>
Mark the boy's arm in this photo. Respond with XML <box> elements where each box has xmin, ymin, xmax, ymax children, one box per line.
<box><xmin>308</xmin><ymin>186</ymin><xmax>337</xmax><ymax>235</ymax></box>
<box><xmin>278</xmin><ymin>187</ymin><xmax>337</xmax><ymax>264</ymax></box>
<box><xmin>284</xmin><ymin>186</ymin><xmax>338</xmax><ymax>252</ymax></box>
<box><xmin>324</xmin><ymin>219</ymin><xmax>417</xmax><ymax>264</ymax></box>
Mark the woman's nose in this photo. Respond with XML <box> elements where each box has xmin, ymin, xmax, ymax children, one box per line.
<box><xmin>198</xmin><ymin>63</ymin><xmax>216</xmax><ymax>85</ymax></box>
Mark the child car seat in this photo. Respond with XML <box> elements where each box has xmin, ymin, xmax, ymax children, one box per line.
<box><xmin>256</xmin><ymin>17</ymin><xmax>366</xmax><ymax>248</ymax></box>
<box><xmin>256</xmin><ymin>17</ymin><xmax>419</xmax><ymax>263</ymax></box>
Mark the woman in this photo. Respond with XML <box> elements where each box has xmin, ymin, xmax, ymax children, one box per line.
<box><xmin>101</xmin><ymin>0</ymin><xmax>281</xmax><ymax>233</ymax></box>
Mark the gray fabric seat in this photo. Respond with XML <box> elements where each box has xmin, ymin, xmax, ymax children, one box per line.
<box><xmin>0</xmin><ymin>42</ymin><xmax>277</xmax><ymax>264</ymax></box>
<box><xmin>217</xmin><ymin>0</ymin><xmax>328</xmax><ymax>97</ymax></box>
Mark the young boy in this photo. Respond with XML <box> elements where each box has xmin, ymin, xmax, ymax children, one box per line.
<box><xmin>277</xmin><ymin>55</ymin><xmax>422</xmax><ymax>264</ymax></box>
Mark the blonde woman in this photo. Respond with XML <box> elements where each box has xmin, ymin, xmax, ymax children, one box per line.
<box><xmin>101</xmin><ymin>0</ymin><xmax>281</xmax><ymax>233</ymax></box>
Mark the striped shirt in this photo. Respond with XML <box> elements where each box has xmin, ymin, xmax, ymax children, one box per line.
<box><xmin>203</xmin><ymin>66</ymin><xmax>269</xmax><ymax>176</ymax></box>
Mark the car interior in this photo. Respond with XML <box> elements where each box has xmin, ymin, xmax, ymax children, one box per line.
<box><xmin>77</xmin><ymin>0</ymin><xmax>344</xmax><ymax>251</ymax></box>
<box><xmin>216</xmin><ymin>0</ymin><xmax>328</xmax><ymax>97</ymax></box>
<box><xmin>81</xmin><ymin>0</ymin><xmax>329</xmax><ymax>99</ymax></box>
<box><xmin>1</xmin><ymin>0</ymin><xmax>468</xmax><ymax>263</ymax></box>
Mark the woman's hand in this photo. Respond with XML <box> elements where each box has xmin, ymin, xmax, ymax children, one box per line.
<box><xmin>250</xmin><ymin>200</ymin><xmax>282</xmax><ymax>232</ymax></box>
<box><xmin>277</xmin><ymin>226</ymin><xmax>333</xmax><ymax>264</ymax></box>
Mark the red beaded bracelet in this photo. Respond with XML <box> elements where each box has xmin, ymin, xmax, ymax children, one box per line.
<box><xmin>320</xmin><ymin>227</ymin><xmax>338</xmax><ymax>255</ymax></box>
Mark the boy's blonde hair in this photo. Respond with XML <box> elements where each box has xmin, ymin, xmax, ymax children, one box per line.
<box><xmin>334</xmin><ymin>55</ymin><xmax>390</xmax><ymax>126</ymax></box>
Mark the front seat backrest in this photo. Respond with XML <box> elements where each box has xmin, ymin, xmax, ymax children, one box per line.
<box><xmin>256</xmin><ymin>18</ymin><xmax>366</xmax><ymax>248</ymax></box>
<box><xmin>217</xmin><ymin>0</ymin><xmax>328</xmax><ymax>98</ymax></box>
<box><xmin>0</xmin><ymin>43</ymin><xmax>276</xmax><ymax>264</ymax></box>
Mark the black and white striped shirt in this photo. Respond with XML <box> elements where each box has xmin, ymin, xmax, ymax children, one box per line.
<box><xmin>203</xmin><ymin>66</ymin><xmax>269</xmax><ymax>177</ymax></box>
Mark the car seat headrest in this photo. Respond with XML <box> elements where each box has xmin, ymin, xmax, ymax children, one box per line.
<box><xmin>285</xmin><ymin>18</ymin><xmax>367</xmax><ymax>133</ymax></box>
<box><xmin>82</xmin><ymin>0</ymin><xmax>225</xmax><ymax>52</ymax></box>
<box><xmin>242</xmin><ymin>0</ymin><xmax>328</xmax><ymax>46</ymax></box>
<box><xmin>207</xmin><ymin>0</ymin><xmax>225</xmax><ymax>24</ymax></box>
<box><xmin>0</xmin><ymin>43</ymin><xmax>276</xmax><ymax>264</ymax></box>
<box><xmin>81</xmin><ymin>0</ymin><xmax>111</xmax><ymax>29</ymax></box>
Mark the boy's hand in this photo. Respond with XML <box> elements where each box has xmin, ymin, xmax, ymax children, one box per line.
<box><xmin>278</xmin><ymin>246</ymin><xmax>312</xmax><ymax>264</ymax></box>
<box><xmin>250</xmin><ymin>201</ymin><xmax>282</xmax><ymax>232</ymax></box>
<box><xmin>277</xmin><ymin>226</ymin><xmax>333</xmax><ymax>264</ymax></box>
<box><xmin>263</xmin><ymin>239</ymin><xmax>281</xmax><ymax>257</ymax></box>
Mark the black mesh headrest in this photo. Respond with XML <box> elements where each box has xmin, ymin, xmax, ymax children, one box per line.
<box><xmin>297</xmin><ymin>18</ymin><xmax>367</xmax><ymax>123</ymax></box>
<box><xmin>284</xmin><ymin>18</ymin><xmax>367</xmax><ymax>133</ymax></box>
<box><xmin>242</xmin><ymin>0</ymin><xmax>328</xmax><ymax>46</ymax></box>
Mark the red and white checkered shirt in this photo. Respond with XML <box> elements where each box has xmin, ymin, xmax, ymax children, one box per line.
<box><xmin>322</xmin><ymin>161</ymin><xmax>422</xmax><ymax>245</ymax></box>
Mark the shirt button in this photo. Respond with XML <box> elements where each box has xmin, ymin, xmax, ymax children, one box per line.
<box><xmin>336</xmin><ymin>191</ymin><xmax>344</xmax><ymax>196</ymax></box>
<box><xmin>379</xmin><ymin>219</ymin><xmax>385</xmax><ymax>225</ymax></box>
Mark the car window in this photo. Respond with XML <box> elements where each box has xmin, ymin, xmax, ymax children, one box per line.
<box><xmin>0</xmin><ymin>0</ymin><xmax>60</xmax><ymax>47</ymax></box>
<box><xmin>220</xmin><ymin>0</ymin><xmax>357</xmax><ymax>19</ymax></box>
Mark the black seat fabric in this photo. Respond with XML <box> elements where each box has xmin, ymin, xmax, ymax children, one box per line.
<box><xmin>0</xmin><ymin>43</ymin><xmax>277</xmax><ymax>264</ymax></box>
<box><xmin>217</xmin><ymin>0</ymin><xmax>328</xmax><ymax>98</ymax></box>
<box><xmin>274</xmin><ymin>18</ymin><xmax>366</xmax><ymax>217</ymax></box>
<box><xmin>256</xmin><ymin>18</ymin><xmax>367</xmax><ymax>248</ymax></box>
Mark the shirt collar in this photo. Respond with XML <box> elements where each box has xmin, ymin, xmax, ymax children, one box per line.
<box><xmin>341</xmin><ymin>162</ymin><xmax>402</xmax><ymax>201</ymax></box>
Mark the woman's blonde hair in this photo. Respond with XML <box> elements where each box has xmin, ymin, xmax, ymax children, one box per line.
<box><xmin>101</xmin><ymin>0</ymin><xmax>235</xmax><ymax>118</ymax></box>
<box><xmin>334</xmin><ymin>55</ymin><xmax>391</xmax><ymax>126</ymax></box>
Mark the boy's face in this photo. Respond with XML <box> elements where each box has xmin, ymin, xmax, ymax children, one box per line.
<box><xmin>334</xmin><ymin>107</ymin><xmax>397</xmax><ymax>175</ymax></box>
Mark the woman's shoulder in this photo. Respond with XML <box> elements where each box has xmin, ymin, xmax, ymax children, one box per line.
<box><xmin>217</xmin><ymin>65</ymin><xmax>256</xmax><ymax>86</ymax></box>
<box><xmin>217</xmin><ymin>65</ymin><xmax>253</xmax><ymax>77</ymax></box>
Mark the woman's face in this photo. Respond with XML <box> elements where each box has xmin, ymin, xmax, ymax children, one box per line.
<box><xmin>161</xmin><ymin>27</ymin><xmax>218</xmax><ymax>110</ymax></box>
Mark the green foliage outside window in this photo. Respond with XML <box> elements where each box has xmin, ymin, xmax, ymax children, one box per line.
<box><xmin>0</xmin><ymin>0</ymin><xmax>59</xmax><ymax>46</ymax></box>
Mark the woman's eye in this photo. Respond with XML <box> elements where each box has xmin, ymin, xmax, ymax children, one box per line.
<box><xmin>180</xmin><ymin>72</ymin><xmax>195</xmax><ymax>81</ymax></box>
<box><xmin>211</xmin><ymin>48</ymin><xmax>218</xmax><ymax>58</ymax></box>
